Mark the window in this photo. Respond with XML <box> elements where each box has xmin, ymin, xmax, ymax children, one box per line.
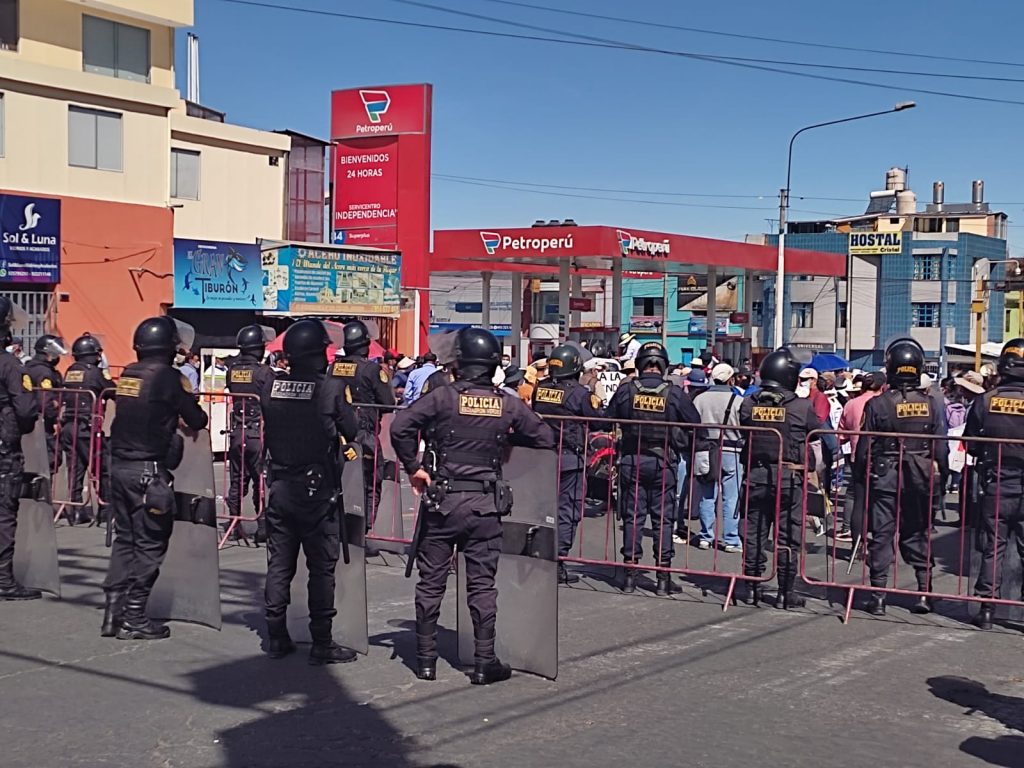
<box><xmin>912</xmin><ymin>302</ymin><xmax>940</xmax><ymax>328</ymax></box>
<box><xmin>68</xmin><ymin>106</ymin><xmax>122</xmax><ymax>171</ymax></box>
<box><xmin>631</xmin><ymin>296</ymin><xmax>663</xmax><ymax>316</ymax></box>
<box><xmin>1007</xmin><ymin>310</ymin><xmax>1013</xmax><ymax>335</ymax></box>
<box><xmin>170</xmin><ymin>149</ymin><xmax>200</xmax><ymax>200</ymax></box>
<box><xmin>790</xmin><ymin>302</ymin><xmax>813</xmax><ymax>328</ymax></box>
<box><xmin>0</xmin><ymin>0</ymin><xmax>16</xmax><ymax>51</ymax></box>
<box><xmin>914</xmin><ymin>217</ymin><xmax>943</xmax><ymax>234</ymax></box>
<box><xmin>752</xmin><ymin>300</ymin><xmax>764</xmax><ymax>326</ymax></box>
<box><xmin>796</xmin><ymin>275</ymin><xmax>814</xmax><ymax>282</ymax></box>
<box><xmin>838</xmin><ymin>302</ymin><xmax>847</xmax><ymax>329</ymax></box>
<box><xmin>946</xmin><ymin>218</ymin><xmax>959</xmax><ymax>233</ymax></box>
<box><xmin>913</xmin><ymin>254</ymin><xmax>940</xmax><ymax>280</ymax></box>
<box><xmin>82</xmin><ymin>15</ymin><xmax>150</xmax><ymax>83</ymax></box>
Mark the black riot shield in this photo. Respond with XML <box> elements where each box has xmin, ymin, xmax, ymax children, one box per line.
<box><xmin>369</xmin><ymin>412</ymin><xmax>407</xmax><ymax>554</ymax></box>
<box><xmin>148</xmin><ymin>428</ymin><xmax>221</xmax><ymax>629</ymax></box>
<box><xmin>287</xmin><ymin>450</ymin><xmax>368</xmax><ymax>653</ymax></box>
<box><xmin>457</xmin><ymin>447</ymin><xmax>559</xmax><ymax>679</ymax></box>
<box><xmin>14</xmin><ymin>422</ymin><xmax>60</xmax><ymax>596</ymax></box>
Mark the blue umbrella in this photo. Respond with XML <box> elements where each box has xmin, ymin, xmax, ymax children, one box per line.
<box><xmin>810</xmin><ymin>353</ymin><xmax>849</xmax><ymax>372</ymax></box>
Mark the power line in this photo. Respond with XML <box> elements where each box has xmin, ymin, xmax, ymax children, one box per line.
<box><xmin>213</xmin><ymin>0</ymin><xmax>1024</xmax><ymax>107</ymax></box>
<box><xmin>476</xmin><ymin>0</ymin><xmax>1024</xmax><ymax>71</ymax></box>
<box><xmin>393</xmin><ymin>0</ymin><xmax>1024</xmax><ymax>85</ymax></box>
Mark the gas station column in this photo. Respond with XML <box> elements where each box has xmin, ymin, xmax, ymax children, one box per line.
<box><xmin>510</xmin><ymin>272</ymin><xmax>523</xmax><ymax>364</ymax></box>
<box><xmin>481</xmin><ymin>271</ymin><xmax>492</xmax><ymax>330</ymax></box>
<box><xmin>611</xmin><ymin>259</ymin><xmax>623</xmax><ymax>333</ymax></box>
<box><xmin>706</xmin><ymin>265</ymin><xmax>718</xmax><ymax>353</ymax></box>
<box><xmin>558</xmin><ymin>259</ymin><xmax>570</xmax><ymax>342</ymax></box>
<box><xmin>570</xmin><ymin>273</ymin><xmax>583</xmax><ymax>334</ymax></box>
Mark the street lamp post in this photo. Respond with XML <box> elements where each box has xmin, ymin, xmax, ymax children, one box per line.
<box><xmin>774</xmin><ymin>102</ymin><xmax>916</xmax><ymax>352</ymax></box>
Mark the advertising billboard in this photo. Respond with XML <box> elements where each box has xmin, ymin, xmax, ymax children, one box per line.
<box><xmin>262</xmin><ymin>245</ymin><xmax>402</xmax><ymax>317</ymax></box>
<box><xmin>331</xmin><ymin>138</ymin><xmax>399</xmax><ymax>245</ymax></box>
<box><xmin>0</xmin><ymin>194</ymin><xmax>60</xmax><ymax>283</ymax></box>
<box><xmin>848</xmin><ymin>231</ymin><xmax>903</xmax><ymax>256</ymax></box>
<box><xmin>173</xmin><ymin>240</ymin><xmax>263</xmax><ymax>309</ymax></box>
<box><xmin>330</xmin><ymin>85</ymin><xmax>432</xmax><ymax>139</ymax></box>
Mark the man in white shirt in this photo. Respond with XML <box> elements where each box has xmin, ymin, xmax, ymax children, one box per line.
<box><xmin>617</xmin><ymin>332</ymin><xmax>641</xmax><ymax>364</ymax></box>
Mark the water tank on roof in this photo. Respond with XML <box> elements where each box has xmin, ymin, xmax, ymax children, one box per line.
<box><xmin>896</xmin><ymin>190</ymin><xmax>917</xmax><ymax>215</ymax></box>
<box><xmin>886</xmin><ymin>167</ymin><xmax>907</xmax><ymax>192</ymax></box>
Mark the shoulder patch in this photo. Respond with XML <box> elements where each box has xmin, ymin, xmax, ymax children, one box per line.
<box><xmin>181</xmin><ymin>374</ymin><xmax>193</xmax><ymax>393</ymax></box>
<box><xmin>421</xmin><ymin>382</ymin><xmax>430</xmax><ymax>394</ymax></box>
<box><xmin>102</xmin><ymin>369</ymin><xmax>112</xmax><ymax>381</ymax></box>
<box><xmin>41</xmin><ymin>378</ymin><xmax>52</xmax><ymax>389</ymax></box>
<box><xmin>271</xmin><ymin>379</ymin><xmax>315</xmax><ymax>400</ymax></box>
<box><xmin>22</xmin><ymin>374</ymin><xmax>32</xmax><ymax>392</ymax></box>
<box><xmin>65</xmin><ymin>370</ymin><xmax>85</xmax><ymax>384</ymax></box>
<box><xmin>332</xmin><ymin>362</ymin><xmax>357</xmax><ymax>378</ymax></box>
<box><xmin>117</xmin><ymin>377</ymin><xmax>143</xmax><ymax>398</ymax></box>
<box><xmin>345</xmin><ymin>385</ymin><xmax>353</xmax><ymax>404</ymax></box>
<box><xmin>379</xmin><ymin>369</ymin><xmax>390</xmax><ymax>384</ymax></box>
<box><xmin>590</xmin><ymin>394</ymin><xmax>602</xmax><ymax>410</ymax></box>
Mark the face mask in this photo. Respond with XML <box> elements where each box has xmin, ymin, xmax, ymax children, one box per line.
<box><xmin>796</xmin><ymin>382</ymin><xmax>811</xmax><ymax>398</ymax></box>
<box><xmin>100</xmin><ymin>352</ymin><xmax>109</xmax><ymax>370</ymax></box>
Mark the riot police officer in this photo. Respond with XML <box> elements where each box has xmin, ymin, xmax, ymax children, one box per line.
<box><xmin>390</xmin><ymin>327</ymin><xmax>554</xmax><ymax>684</ymax></box>
<box><xmin>61</xmin><ymin>334</ymin><xmax>114</xmax><ymax>525</ymax></box>
<box><xmin>965</xmin><ymin>338</ymin><xmax>1024</xmax><ymax>629</ymax></box>
<box><xmin>24</xmin><ymin>334</ymin><xmax>66</xmax><ymax>471</ymax></box>
<box><xmin>739</xmin><ymin>347</ymin><xmax>822</xmax><ymax>609</ymax></box>
<box><xmin>101</xmin><ymin>317</ymin><xmax>208</xmax><ymax>639</ymax></box>
<box><xmin>259</xmin><ymin>319</ymin><xmax>359</xmax><ymax>663</ymax></box>
<box><xmin>328</xmin><ymin>320</ymin><xmax>394</xmax><ymax>543</ymax></box>
<box><xmin>606</xmin><ymin>341</ymin><xmax>700</xmax><ymax>596</ymax></box>
<box><xmin>0</xmin><ymin>299</ymin><xmax>41</xmax><ymax>601</ymax></box>
<box><xmin>532</xmin><ymin>343</ymin><xmax>606</xmax><ymax>584</ymax></box>
<box><xmin>224</xmin><ymin>325</ymin><xmax>275</xmax><ymax>544</ymax></box>
<box><xmin>857</xmin><ymin>338</ymin><xmax>947</xmax><ymax>616</ymax></box>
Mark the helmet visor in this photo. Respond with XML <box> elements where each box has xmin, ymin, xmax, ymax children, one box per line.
<box><xmin>5</xmin><ymin>299</ymin><xmax>28</xmax><ymax>335</ymax></box>
<box><xmin>258</xmin><ymin>325</ymin><xmax>277</xmax><ymax>343</ymax></box>
<box><xmin>40</xmin><ymin>336</ymin><xmax>67</xmax><ymax>358</ymax></box>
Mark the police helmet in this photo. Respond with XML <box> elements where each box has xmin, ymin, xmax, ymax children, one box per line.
<box><xmin>342</xmin><ymin>320</ymin><xmax>371</xmax><ymax>356</ymax></box>
<box><xmin>590</xmin><ymin>339</ymin><xmax>608</xmax><ymax>359</ymax></box>
<box><xmin>72</xmin><ymin>333</ymin><xmax>103</xmax><ymax>360</ymax></box>
<box><xmin>133</xmin><ymin>317</ymin><xmax>181</xmax><ymax>359</ymax></box>
<box><xmin>283</xmin><ymin>319</ymin><xmax>330</xmax><ymax>364</ymax></box>
<box><xmin>548</xmin><ymin>344</ymin><xmax>583</xmax><ymax>380</ymax></box>
<box><xmin>35</xmin><ymin>334</ymin><xmax>67</xmax><ymax>360</ymax></box>
<box><xmin>998</xmin><ymin>337</ymin><xmax>1024</xmax><ymax>381</ymax></box>
<box><xmin>236</xmin><ymin>325</ymin><xmax>267</xmax><ymax>355</ymax></box>
<box><xmin>455</xmin><ymin>327</ymin><xmax>501</xmax><ymax>367</ymax></box>
<box><xmin>884</xmin><ymin>339</ymin><xmax>925</xmax><ymax>389</ymax></box>
<box><xmin>634</xmin><ymin>342</ymin><xmax>669</xmax><ymax>373</ymax></box>
<box><xmin>758</xmin><ymin>347</ymin><xmax>811</xmax><ymax>392</ymax></box>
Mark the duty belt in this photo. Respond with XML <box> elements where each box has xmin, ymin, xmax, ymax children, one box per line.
<box><xmin>443</xmin><ymin>479</ymin><xmax>495</xmax><ymax>493</ymax></box>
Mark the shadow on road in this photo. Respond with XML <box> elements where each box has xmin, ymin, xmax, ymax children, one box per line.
<box><xmin>927</xmin><ymin>675</ymin><xmax>1024</xmax><ymax>767</ymax></box>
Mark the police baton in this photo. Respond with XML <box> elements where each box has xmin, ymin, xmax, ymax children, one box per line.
<box><xmin>405</xmin><ymin>501</ymin><xmax>425</xmax><ymax>578</ymax></box>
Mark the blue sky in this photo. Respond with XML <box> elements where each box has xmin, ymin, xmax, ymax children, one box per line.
<box><xmin>181</xmin><ymin>0</ymin><xmax>1024</xmax><ymax>249</ymax></box>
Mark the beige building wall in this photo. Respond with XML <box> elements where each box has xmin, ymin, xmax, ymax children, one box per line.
<box><xmin>170</xmin><ymin>115</ymin><xmax>291</xmax><ymax>243</ymax></box>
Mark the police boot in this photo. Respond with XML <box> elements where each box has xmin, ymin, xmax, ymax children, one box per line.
<box><xmin>973</xmin><ymin>602</ymin><xmax>995</xmax><ymax>631</ymax></box>
<box><xmin>265</xmin><ymin>618</ymin><xmax>296</xmax><ymax>659</ymax></box>
<box><xmin>655</xmin><ymin>572</ymin><xmax>683</xmax><ymax>596</ymax></box>
<box><xmin>415</xmin><ymin>621</ymin><xmax>438</xmax><ymax>681</ymax></box>
<box><xmin>470</xmin><ymin>627</ymin><xmax>511</xmax><ymax>686</ymax></box>
<box><xmin>738</xmin><ymin>581</ymin><xmax>769</xmax><ymax>606</ymax></box>
<box><xmin>0</xmin><ymin>561</ymin><xmax>42</xmax><ymax>601</ymax></box>
<box><xmin>558</xmin><ymin>562</ymin><xmax>580</xmax><ymax>585</ymax></box>
<box><xmin>100</xmin><ymin>589</ymin><xmax>128</xmax><ymax>637</ymax></box>
<box><xmin>309</xmin><ymin>621</ymin><xmax>357</xmax><ymax>665</ymax></box>
<box><xmin>620</xmin><ymin>563</ymin><xmax>637</xmax><ymax>594</ymax></box>
<box><xmin>117</xmin><ymin>594</ymin><xmax>170</xmax><ymax>640</ymax></box>
<box><xmin>776</xmin><ymin>577</ymin><xmax>805</xmax><ymax>609</ymax></box>
<box><xmin>910</xmin><ymin>576</ymin><xmax>935</xmax><ymax>615</ymax></box>
<box><xmin>253</xmin><ymin>516</ymin><xmax>267</xmax><ymax>546</ymax></box>
<box><xmin>864</xmin><ymin>591</ymin><xmax>886</xmax><ymax>616</ymax></box>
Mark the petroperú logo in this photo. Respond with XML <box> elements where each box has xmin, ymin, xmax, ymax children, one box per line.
<box><xmin>617</xmin><ymin>229</ymin><xmax>670</xmax><ymax>258</ymax></box>
<box><xmin>359</xmin><ymin>90</ymin><xmax>391</xmax><ymax>124</ymax></box>
<box><xmin>480</xmin><ymin>231</ymin><xmax>501</xmax><ymax>255</ymax></box>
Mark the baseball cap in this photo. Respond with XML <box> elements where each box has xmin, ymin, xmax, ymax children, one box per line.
<box><xmin>798</xmin><ymin>367</ymin><xmax>818</xmax><ymax>380</ymax></box>
<box><xmin>687</xmin><ymin>369</ymin><xmax>709</xmax><ymax>388</ymax></box>
<box><xmin>711</xmin><ymin>363</ymin><xmax>735</xmax><ymax>383</ymax></box>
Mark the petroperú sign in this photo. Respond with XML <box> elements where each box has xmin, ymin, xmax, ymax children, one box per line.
<box><xmin>617</xmin><ymin>229</ymin><xmax>671</xmax><ymax>258</ymax></box>
<box><xmin>331</xmin><ymin>84</ymin><xmax>431</xmax><ymax>139</ymax></box>
<box><xmin>480</xmin><ymin>231</ymin><xmax>575</xmax><ymax>256</ymax></box>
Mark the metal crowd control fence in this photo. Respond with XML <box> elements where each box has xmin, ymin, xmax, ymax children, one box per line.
<box><xmin>44</xmin><ymin>387</ymin><xmax>101</xmax><ymax>523</ymax></box>
<box><xmin>196</xmin><ymin>391</ymin><xmax>266</xmax><ymax>549</ymax></box>
<box><xmin>801</xmin><ymin>428</ymin><xmax>1024</xmax><ymax>624</ymax></box>
<box><xmin>544</xmin><ymin>414</ymin><xmax>786</xmax><ymax>609</ymax></box>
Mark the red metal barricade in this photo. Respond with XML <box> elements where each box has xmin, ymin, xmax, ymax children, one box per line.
<box><xmin>546</xmin><ymin>414</ymin><xmax>787</xmax><ymax>609</ymax></box>
<box><xmin>801</xmin><ymin>428</ymin><xmax>1024</xmax><ymax>623</ymax></box>
<box><xmin>45</xmin><ymin>387</ymin><xmax>102</xmax><ymax>523</ymax></box>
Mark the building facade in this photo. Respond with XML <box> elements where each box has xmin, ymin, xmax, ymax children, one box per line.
<box><xmin>752</xmin><ymin>169</ymin><xmax>1008</xmax><ymax>371</ymax></box>
<box><xmin>0</xmin><ymin>0</ymin><xmax>290</xmax><ymax>365</ymax></box>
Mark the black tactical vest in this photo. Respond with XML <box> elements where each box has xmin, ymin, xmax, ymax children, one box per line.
<box><xmin>330</xmin><ymin>357</ymin><xmax>378</xmax><ymax>434</ymax></box>
<box><xmin>262</xmin><ymin>374</ymin><xmax>331</xmax><ymax>469</ymax></box>
<box><xmin>746</xmin><ymin>390</ymin><xmax>798</xmax><ymax>464</ymax></box>
<box><xmin>533</xmin><ymin>379</ymin><xmax>584</xmax><ymax>453</ymax></box>
<box><xmin>979</xmin><ymin>383</ymin><xmax>1024</xmax><ymax>466</ymax></box>
<box><xmin>620</xmin><ymin>379</ymin><xmax>671</xmax><ymax>457</ymax></box>
<box><xmin>427</xmin><ymin>381</ymin><xmax>511</xmax><ymax>480</ymax></box>
<box><xmin>874</xmin><ymin>389</ymin><xmax>935</xmax><ymax>457</ymax></box>
<box><xmin>226</xmin><ymin>357</ymin><xmax>264</xmax><ymax>428</ymax></box>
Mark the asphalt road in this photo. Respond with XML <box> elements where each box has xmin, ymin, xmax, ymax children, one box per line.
<box><xmin>2</xmin><ymin>522</ymin><xmax>1023</xmax><ymax>768</ymax></box>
